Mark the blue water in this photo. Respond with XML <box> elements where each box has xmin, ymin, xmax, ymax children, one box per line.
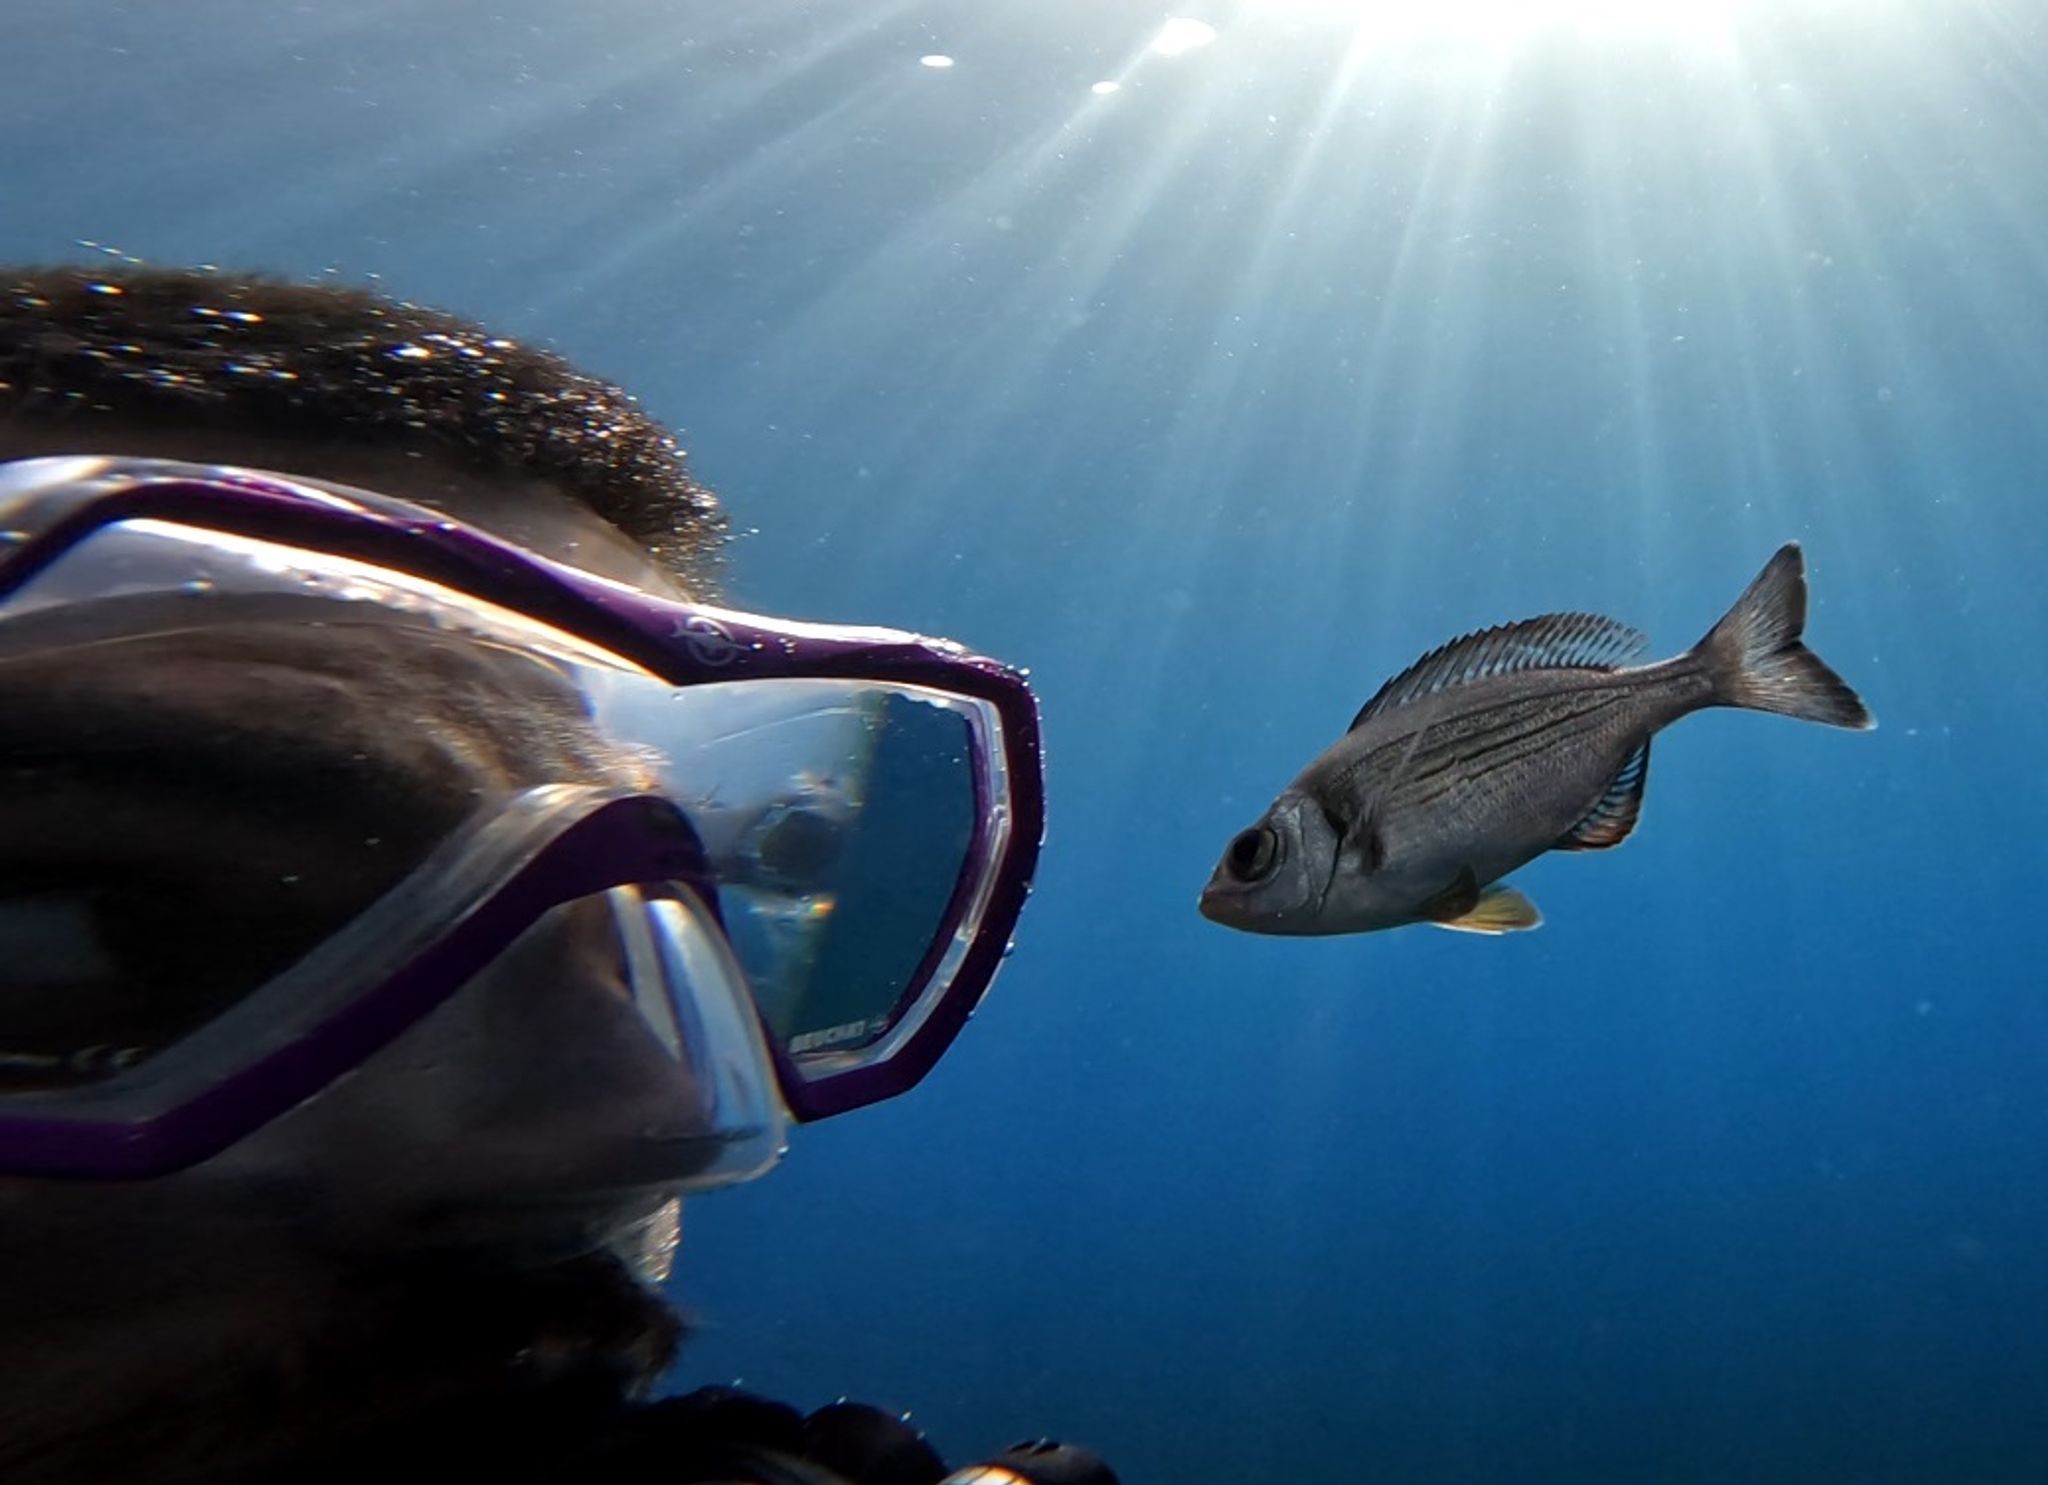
<box><xmin>10</xmin><ymin>1</ymin><xmax>2048</xmax><ymax>1479</ymax></box>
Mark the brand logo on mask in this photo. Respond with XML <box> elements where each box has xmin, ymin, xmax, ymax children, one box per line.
<box><xmin>788</xmin><ymin>1015</ymin><xmax>890</xmax><ymax>1055</ymax></box>
<box><xmin>673</xmin><ymin>614</ymin><xmax>742</xmax><ymax>667</ymax></box>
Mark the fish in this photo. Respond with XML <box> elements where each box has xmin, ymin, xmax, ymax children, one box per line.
<box><xmin>1198</xmin><ymin>543</ymin><xmax>1872</xmax><ymax>937</ymax></box>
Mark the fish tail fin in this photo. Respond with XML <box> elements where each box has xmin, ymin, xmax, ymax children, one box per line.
<box><xmin>1694</xmin><ymin>543</ymin><xmax>1874</xmax><ymax>730</ymax></box>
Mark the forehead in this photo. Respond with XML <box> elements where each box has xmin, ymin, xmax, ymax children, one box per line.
<box><xmin>0</xmin><ymin>422</ymin><xmax>682</xmax><ymax>595</ymax></box>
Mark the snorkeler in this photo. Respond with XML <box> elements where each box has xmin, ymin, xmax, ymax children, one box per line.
<box><xmin>0</xmin><ymin>265</ymin><xmax>1116</xmax><ymax>1485</ymax></box>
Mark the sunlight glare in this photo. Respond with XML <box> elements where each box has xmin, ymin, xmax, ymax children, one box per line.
<box><xmin>1152</xmin><ymin>18</ymin><xmax>1220</xmax><ymax>56</ymax></box>
<box><xmin>1241</xmin><ymin>0</ymin><xmax>1748</xmax><ymax>44</ymax></box>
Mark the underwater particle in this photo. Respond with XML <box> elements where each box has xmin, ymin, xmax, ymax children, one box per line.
<box><xmin>1092</xmin><ymin>80</ymin><xmax>1121</xmax><ymax>95</ymax></box>
<box><xmin>920</xmin><ymin>53</ymin><xmax>954</xmax><ymax>68</ymax></box>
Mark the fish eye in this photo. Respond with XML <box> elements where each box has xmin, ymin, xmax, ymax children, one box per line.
<box><xmin>1225</xmin><ymin>826</ymin><xmax>1278</xmax><ymax>884</ymax></box>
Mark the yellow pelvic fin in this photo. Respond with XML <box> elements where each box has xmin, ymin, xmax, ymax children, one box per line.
<box><xmin>1430</xmin><ymin>884</ymin><xmax>1543</xmax><ymax>935</ymax></box>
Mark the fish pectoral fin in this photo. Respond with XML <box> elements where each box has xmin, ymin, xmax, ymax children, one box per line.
<box><xmin>1429</xmin><ymin>883</ymin><xmax>1543</xmax><ymax>935</ymax></box>
<box><xmin>1418</xmin><ymin>866</ymin><xmax>1482</xmax><ymax>922</ymax></box>
<box><xmin>1557</xmin><ymin>739</ymin><xmax>1651</xmax><ymax>852</ymax></box>
<box><xmin>1340</xmin><ymin>807</ymin><xmax>1388</xmax><ymax>875</ymax></box>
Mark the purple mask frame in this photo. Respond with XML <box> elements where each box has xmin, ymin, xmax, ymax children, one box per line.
<box><xmin>0</xmin><ymin>464</ymin><xmax>1045</xmax><ymax>1176</ymax></box>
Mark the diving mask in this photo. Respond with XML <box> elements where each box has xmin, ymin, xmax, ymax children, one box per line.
<box><xmin>0</xmin><ymin>457</ymin><xmax>1044</xmax><ymax>1181</ymax></box>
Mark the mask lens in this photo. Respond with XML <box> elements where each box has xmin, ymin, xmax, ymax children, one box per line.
<box><xmin>0</xmin><ymin>515</ymin><xmax>673</xmax><ymax>1092</ymax></box>
<box><xmin>600</xmin><ymin>678</ymin><xmax>996</xmax><ymax>1080</ymax></box>
<box><xmin>0</xmin><ymin>633</ymin><xmax>466</xmax><ymax>1093</ymax></box>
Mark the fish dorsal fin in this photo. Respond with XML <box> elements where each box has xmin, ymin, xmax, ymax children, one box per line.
<box><xmin>1349</xmin><ymin>612</ymin><xmax>1649</xmax><ymax>732</ymax></box>
<box><xmin>1431</xmin><ymin>882</ymin><xmax>1543</xmax><ymax>935</ymax></box>
<box><xmin>1557</xmin><ymin>740</ymin><xmax>1651</xmax><ymax>852</ymax></box>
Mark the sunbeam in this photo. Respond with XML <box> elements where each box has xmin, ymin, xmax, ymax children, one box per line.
<box><xmin>1232</xmin><ymin>0</ymin><xmax>1752</xmax><ymax>47</ymax></box>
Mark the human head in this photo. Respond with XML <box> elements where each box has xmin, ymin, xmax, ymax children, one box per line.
<box><xmin>0</xmin><ymin>265</ymin><xmax>1039</xmax><ymax>1477</ymax></box>
<box><xmin>0</xmin><ymin>261</ymin><xmax>755</xmax><ymax>1243</ymax></box>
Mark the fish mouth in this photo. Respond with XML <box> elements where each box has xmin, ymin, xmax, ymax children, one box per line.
<box><xmin>1197</xmin><ymin>868</ymin><xmax>1258</xmax><ymax>927</ymax></box>
<box><xmin>1197</xmin><ymin>873</ymin><xmax>1305</xmax><ymax>935</ymax></box>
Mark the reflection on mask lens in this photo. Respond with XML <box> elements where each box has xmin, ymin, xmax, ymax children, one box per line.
<box><xmin>610</xmin><ymin>681</ymin><xmax>981</xmax><ymax>1067</ymax></box>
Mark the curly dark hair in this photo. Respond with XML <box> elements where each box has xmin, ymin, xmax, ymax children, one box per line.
<box><xmin>0</xmin><ymin>264</ymin><xmax>726</xmax><ymax>586</ymax></box>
